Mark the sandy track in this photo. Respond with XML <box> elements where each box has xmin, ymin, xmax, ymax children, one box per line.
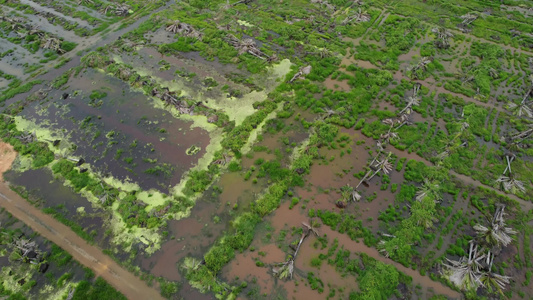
<box><xmin>0</xmin><ymin>142</ymin><xmax>163</xmax><ymax>300</ymax></box>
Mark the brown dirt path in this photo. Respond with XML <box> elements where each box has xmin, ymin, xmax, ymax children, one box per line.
<box><xmin>0</xmin><ymin>142</ymin><xmax>164</xmax><ymax>300</ymax></box>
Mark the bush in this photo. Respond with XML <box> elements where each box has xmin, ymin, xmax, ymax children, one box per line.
<box><xmin>72</xmin><ymin>278</ymin><xmax>126</xmax><ymax>300</ymax></box>
<box><xmin>60</xmin><ymin>41</ymin><xmax>77</xmax><ymax>52</ymax></box>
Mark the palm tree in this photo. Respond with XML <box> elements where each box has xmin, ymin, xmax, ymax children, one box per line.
<box><xmin>410</xmin><ymin>197</ymin><xmax>437</xmax><ymax>228</ymax></box>
<box><xmin>182</xmin><ymin>257</ymin><xmax>202</xmax><ymax>272</ymax></box>
<box><xmin>377</xmin><ymin>240</ymin><xmax>396</xmax><ymax>258</ymax></box>
<box><xmin>415</xmin><ymin>179</ymin><xmax>442</xmax><ymax>202</ymax></box>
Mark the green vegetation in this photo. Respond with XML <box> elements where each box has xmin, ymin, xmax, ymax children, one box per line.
<box><xmin>1</xmin><ymin>0</ymin><xmax>532</xmax><ymax>299</ymax></box>
<box><xmin>71</xmin><ymin>278</ymin><xmax>126</xmax><ymax>300</ymax></box>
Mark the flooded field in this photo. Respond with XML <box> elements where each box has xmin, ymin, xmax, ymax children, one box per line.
<box><xmin>1</xmin><ymin>0</ymin><xmax>532</xmax><ymax>299</ymax></box>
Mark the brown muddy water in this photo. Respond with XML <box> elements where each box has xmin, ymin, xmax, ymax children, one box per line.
<box><xmin>19</xmin><ymin>68</ymin><xmax>210</xmax><ymax>192</ymax></box>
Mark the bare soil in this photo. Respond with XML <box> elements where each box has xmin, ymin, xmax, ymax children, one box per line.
<box><xmin>0</xmin><ymin>142</ymin><xmax>17</xmax><ymax>181</ymax></box>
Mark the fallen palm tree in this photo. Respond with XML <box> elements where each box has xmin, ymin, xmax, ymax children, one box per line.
<box><xmin>16</xmin><ymin>131</ymin><xmax>37</xmax><ymax>144</ymax></box>
<box><xmin>408</xmin><ymin>57</ymin><xmax>432</xmax><ymax>80</ymax></box>
<box><xmin>226</xmin><ymin>34</ymin><xmax>269</xmax><ymax>59</ymax></box>
<box><xmin>458</xmin><ymin>12</ymin><xmax>478</xmax><ymax>32</ymax></box>
<box><xmin>507</xmin><ymin>77</ymin><xmax>533</xmax><ymax>118</ymax></box>
<box><xmin>341</xmin><ymin>8</ymin><xmax>370</xmax><ymax>25</ymax></box>
<box><xmin>443</xmin><ymin>244</ymin><xmax>512</xmax><ymax>293</ymax></box>
<box><xmin>432</xmin><ymin>27</ymin><xmax>453</xmax><ymax>49</ymax></box>
<box><xmin>288</xmin><ymin>65</ymin><xmax>312</xmax><ymax>83</ymax></box>
<box><xmin>165</xmin><ymin>20</ymin><xmax>203</xmax><ymax>40</ymax></box>
<box><xmin>474</xmin><ymin>205</ymin><xmax>516</xmax><ymax>250</ymax></box>
<box><xmin>435</xmin><ymin>121</ymin><xmax>470</xmax><ymax>161</ymax></box>
<box><xmin>495</xmin><ymin>171</ymin><xmax>525</xmax><ymax>195</ymax></box>
<box><xmin>415</xmin><ymin>178</ymin><xmax>442</xmax><ymax>202</ymax></box>
<box><xmin>479</xmin><ymin>252</ymin><xmax>511</xmax><ymax>295</ymax></box>
<box><xmin>318</xmin><ymin>107</ymin><xmax>344</xmax><ymax>120</ymax></box>
<box><xmin>385</xmin><ymin>108</ymin><xmax>412</xmax><ymax>127</ymax></box>
<box><xmin>100</xmin><ymin>5</ymin><xmax>114</xmax><ymax>15</ymax></box>
<box><xmin>443</xmin><ymin>205</ymin><xmax>514</xmax><ymax>294</ymax></box>
<box><xmin>442</xmin><ymin>243</ymin><xmax>485</xmax><ymax>290</ymax></box>
<box><xmin>272</xmin><ymin>221</ymin><xmax>319</xmax><ymax>279</ymax></box>
<box><xmin>310</xmin><ymin>0</ymin><xmax>336</xmax><ymax>11</ymax></box>
<box><xmin>81</xmin><ymin>51</ymin><xmax>112</xmax><ymax>68</ymax></box>
<box><xmin>40</xmin><ymin>36</ymin><xmax>66</xmax><ymax>54</ymax></box>
<box><xmin>399</xmin><ymin>83</ymin><xmax>421</xmax><ymax>114</ymax></box>
<box><xmin>306</xmin><ymin>47</ymin><xmax>334</xmax><ymax>59</ymax></box>
<box><xmin>494</xmin><ymin>146</ymin><xmax>526</xmax><ymax>195</ymax></box>
<box><xmin>356</xmin><ymin>151</ymin><xmax>393</xmax><ymax>189</ymax></box>
<box><xmin>115</xmin><ymin>5</ymin><xmax>131</xmax><ymax>16</ymax></box>
<box><xmin>509</xmin><ymin>124</ymin><xmax>533</xmax><ymax>144</ymax></box>
<box><xmin>336</xmin><ymin>184</ymin><xmax>361</xmax><ymax>208</ymax></box>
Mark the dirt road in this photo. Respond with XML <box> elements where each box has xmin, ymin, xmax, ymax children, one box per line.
<box><xmin>0</xmin><ymin>183</ymin><xmax>164</xmax><ymax>300</ymax></box>
<box><xmin>0</xmin><ymin>142</ymin><xmax>163</xmax><ymax>300</ymax></box>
